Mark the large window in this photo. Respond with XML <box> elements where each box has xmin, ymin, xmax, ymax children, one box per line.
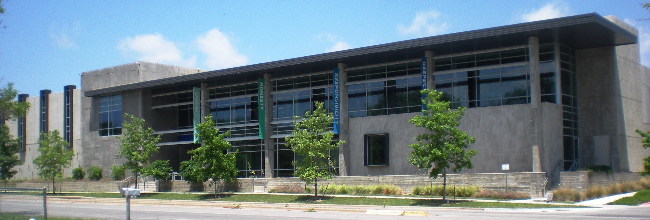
<box><xmin>98</xmin><ymin>94</ymin><xmax>122</xmax><ymax>136</ymax></box>
<box><xmin>435</xmin><ymin>65</ymin><xmax>530</xmax><ymax>108</ymax></box>
<box><xmin>347</xmin><ymin>62</ymin><xmax>422</xmax><ymax>118</ymax></box>
<box><xmin>273</xmin><ymin>88</ymin><xmax>334</xmax><ymax>120</ymax></box>
<box><xmin>365</xmin><ymin>134</ymin><xmax>389</xmax><ymax>166</ymax></box>
<box><xmin>230</xmin><ymin>140</ymin><xmax>265</xmax><ymax>178</ymax></box>
<box><xmin>559</xmin><ymin>45</ymin><xmax>579</xmax><ymax>171</ymax></box>
<box><xmin>209</xmin><ymin>83</ymin><xmax>260</xmax><ymax>139</ymax></box>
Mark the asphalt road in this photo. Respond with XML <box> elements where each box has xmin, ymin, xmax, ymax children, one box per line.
<box><xmin>3</xmin><ymin>196</ymin><xmax>650</xmax><ymax>220</ymax></box>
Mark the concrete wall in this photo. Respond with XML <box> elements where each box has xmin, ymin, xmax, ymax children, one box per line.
<box><xmin>80</xmin><ymin>62</ymin><xmax>200</xmax><ymax>92</ymax></box>
<box><xmin>559</xmin><ymin>171</ymin><xmax>645</xmax><ymax>191</ymax></box>
<box><xmin>577</xmin><ymin>44</ymin><xmax>650</xmax><ymax>172</ymax></box>
<box><xmin>80</xmin><ymin>62</ymin><xmax>200</xmax><ymax>177</ymax></box>
<box><xmin>7</xmin><ymin>89</ymin><xmax>83</xmax><ymax>180</ymax></box>
<box><xmin>347</xmin><ymin>103</ymin><xmax>563</xmax><ymax>179</ymax></box>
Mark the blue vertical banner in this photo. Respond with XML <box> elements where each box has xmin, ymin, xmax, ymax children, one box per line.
<box><xmin>192</xmin><ymin>87</ymin><xmax>201</xmax><ymax>144</ymax></box>
<box><xmin>333</xmin><ymin>68</ymin><xmax>340</xmax><ymax>134</ymax></box>
<box><xmin>257</xmin><ymin>79</ymin><xmax>266</xmax><ymax>139</ymax></box>
<box><xmin>421</xmin><ymin>57</ymin><xmax>428</xmax><ymax>111</ymax></box>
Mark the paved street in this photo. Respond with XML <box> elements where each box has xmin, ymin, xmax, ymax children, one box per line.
<box><xmin>11</xmin><ymin>196</ymin><xmax>646</xmax><ymax>220</ymax></box>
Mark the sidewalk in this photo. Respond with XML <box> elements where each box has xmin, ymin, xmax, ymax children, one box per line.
<box><xmin>575</xmin><ymin>192</ymin><xmax>636</xmax><ymax>206</ymax></box>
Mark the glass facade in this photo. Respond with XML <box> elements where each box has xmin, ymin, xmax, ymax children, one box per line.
<box><xmin>209</xmin><ymin>83</ymin><xmax>264</xmax><ymax>177</ymax></box>
<box><xmin>365</xmin><ymin>134</ymin><xmax>389</xmax><ymax>166</ymax></box>
<box><xmin>230</xmin><ymin>139</ymin><xmax>265</xmax><ymax>178</ymax></box>
<box><xmin>347</xmin><ymin>62</ymin><xmax>422</xmax><ymax>118</ymax></box>
<box><xmin>433</xmin><ymin>47</ymin><xmax>532</xmax><ymax>109</ymax></box>
<box><xmin>273</xmin><ymin>138</ymin><xmax>339</xmax><ymax>177</ymax></box>
<box><xmin>559</xmin><ymin>45</ymin><xmax>579</xmax><ymax>171</ymax></box>
<box><xmin>98</xmin><ymin>94</ymin><xmax>122</xmax><ymax>136</ymax></box>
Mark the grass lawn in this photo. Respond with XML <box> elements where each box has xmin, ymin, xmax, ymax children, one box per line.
<box><xmin>55</xmin><ymin>192</ymin><xmax>577</xmax><ymax>208</ymax></box>
<box><xmin>609</xmin><ymin>189</ymin><xmax>650</xmax><ymax>205</ymax></box>
<box><xmin>0</xmin><ymin>213</ymin><xmax>91</xmax><ymax>220</ymax></box>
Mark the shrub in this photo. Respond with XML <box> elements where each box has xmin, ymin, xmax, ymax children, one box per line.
<box><xmin>352</xmin><ymin>185</ymin><xmax>370</xmax><ymax>195</ymax></box>
<box><xmin>87</xmin><ymin>166</ymin><xmax>103</xmax><ymax>181</ymax></box>
<box><xmin>552</xmin><ymin>188</ymin><xmax>583</xmax><ymax>202</ymax></box>
<box><xmin>581</xmin><ymin>165</ymin><xmax>612</xmax><ymax>174</ymax></box>
<box><xmin>72</xmin><ymin>167</ymin><xmax>85</xmax><ymax>180</ymax></box>
<box><xmin>316</xmin><ymin>184</ymin><xmax>403</xmax><ymax>195</ymax></box>
<box><xmin>146</xmin><ymin>160</ymin><xmax>172</xmax><ymax>180</ymax></box>
<box><xmin>269</xmin><ymin>185</ymin><xmax>306</xmax><ymax>193</ymax></box>
<box><xmin>411</xmin><ymin>185</ymin><xmax>480</xmax><ymax>197</ymax></box>
<box><xmin>585</xmin><ymin>185</ymin><xmax>606</xmax><ymax>200</ymax></box>
<box><xmin>110</xmin><ymin>165</ymin><xmax>126</xmax><ymax>180</ymax></box>
<box><xmin>473</xmin><ymin>190</ymin><xmax>529</xmax><ymax>200</ymax></box>
<box><xmin>411</xmin><ymin>186</ymin><xmax>422</xmax><ymax>195</ymax></box>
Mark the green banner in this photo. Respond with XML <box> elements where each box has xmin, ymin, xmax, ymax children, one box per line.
<box><xmin>258</xmin><ymin>79</ymin><xmax>265</xmax><ymax>139</ymax></box>
<box><xmin>193</xmin><ymin>87</ymin><xmax>201</xmax><ymax>144</ymax></box>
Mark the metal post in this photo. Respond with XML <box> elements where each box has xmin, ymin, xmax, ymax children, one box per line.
<box><xmin>505</xmin><ymin>173</ymin><xmax>508</xmax><ymax>193</ymax></box>
<box><xmin>126</xmin><ymin>195</ymin><xmax>130</xmax><ymax>220</ymax></box>
<box><xmin>43</xmin><ymin>187</ymin><xmax>47</xmax><ymax>220</ymax></box>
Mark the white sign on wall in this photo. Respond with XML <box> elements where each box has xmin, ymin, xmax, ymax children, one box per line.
<box><xmin>501</xmin><ymin>164</ymin><xmax>510</xmax><ymax>171</ymax></box>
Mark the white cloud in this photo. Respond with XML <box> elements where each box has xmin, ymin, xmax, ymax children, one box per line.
<box><xmin>117</xmin><ymin>33</ymin><xmax>196</xmax><ymax>67</ymax></box>
<box><xmin>624</xmin><ymin>19</ymin><xmax>650</xmax><ymax>66</ymax></box>
<box><xmin>196</xmin><ymin>29</ymin><xmax>248</xmax><ymax>70</ymax></box>
<box><xmin>315</xmin><ymin>34</ymin><xmax>352</xmax><ymax>53</ymax></box>
<box><xmin>49</xmin><ymin>21</ymin><xmax>80</xmax><ymax>49</ymax></box>
<box><xmin>520</xmin><ymin>1</ymin><xmax>571</xmax><ymax>22</ymax></box>
<box><xmin>326</xmin><ymin>42</ymin><xmax>351</xmax><ymax>52</ymax></box>
<box><xmin>398</xmin><ymin>11</ymin><xmax>449</xmax><ymax>37</ymax></box>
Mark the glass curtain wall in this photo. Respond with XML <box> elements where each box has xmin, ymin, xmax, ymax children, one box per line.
<box><xmin>347</xmin><ymin>62</ymin><xmax>422</xmax><ymax>118</ymax></box>
<box><xmin>208</xmin><ymin>82</ymin><xmax>263</xmax><ymax>176</ymax></box>
<box><xmin>433</xmin><ymin>47</ymin><xmax>532</xmax><ymax>108</ymax></box>
<box><xmin>559</xmin><ymin>45</ymin><xmax>579</xmax><ymax>171</ymax></box>
<box><xmin>271</xmin><ymin>72</ymin><xmax>339</xmax><ymax>177</ymax></box>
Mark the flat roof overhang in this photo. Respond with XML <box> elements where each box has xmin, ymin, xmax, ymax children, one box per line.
<box><xmin>84</xmin><ymin>13</ymin><xmax>637</xmax><ymax>97</ymax></box>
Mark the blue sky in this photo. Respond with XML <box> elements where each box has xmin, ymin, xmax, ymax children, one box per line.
<box><xmin>1</xmin><ymin>0</ymin><xmax>650</xmax><ymax>96</ymax></box>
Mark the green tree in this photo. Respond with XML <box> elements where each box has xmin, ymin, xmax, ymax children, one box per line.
<box><xmin>0</xmin><ymin>82</ymin><xmax>30</xmax><ymax>121</ymax></box>
<box><xmin>0</xmin><ymin>125</ymin><xmax>21</xmax><ymax>187</ymax></box>
<box><xmin>408</xmin><ymin>89</ymin><xmax>476</xmax><ymax>202</ymax></box>
<box><xmin>0</xmin><ymin>82</ymin><xmax>30</xmax><ymax>187</ymax></box>
<box><xmin>179</xmin><ymin>115</ymin><xmax>237</xmax><ymax>198</ymax></box>
<box><xmin>33</xmin><ymin>130</ymin><xmax>74</xmax><ymax>193</ymax></box>
<box><xmin>285</xmin><ymin>101</ymin><xmax>344</xmax><ymax>197</ymax></box>
<box><xmin>117</xmin><ymin>114</ymin><xmax>161</xmax><ymax>189</ymax></box>
<box><xmin>146</xmin><ymin>160</ymin><xmax>172</xmax><ymax>180</ymax></box>
<box><xmin>634</xmin><ymin>129</ymin><xmax>650</xmax><ymax>175</ymax></box>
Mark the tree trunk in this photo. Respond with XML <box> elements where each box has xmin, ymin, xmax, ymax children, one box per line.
<box><xmin>314</xmin><ymin>177</ymin><xmax>318</xmax><ymax>197</ymax></box>
<box><xmin>214</xmin><ymin>181</ymin><xmax>218</xmax><ymax>199</ymax></box>
<box><xmin>135</xmin><ymin>173</ymin><xmax>138</xmax><ymax>189</ymax></box>
<box><xmin>52</xmin><ymin>176</ymin><xmax>56</xmax><ymax>194</ymax></box>
<box><xmin>442</xmin><ymin>168</ymin><xmax>446</xmax><ymax>203</ymax></box>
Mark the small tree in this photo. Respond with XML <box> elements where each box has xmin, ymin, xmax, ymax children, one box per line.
<box><xmin>87</xmin><ymin>166</ymin><xmax>103</xmax><ymax>181</ymax></box>
<box><xmin>33</xmin><ymin>130</ymin><xmax>74</xmax><ymax>193</ymax></box>
<box><xmin>180</xmin><ymin>115</ymin><xmax>237</xmax><ymax>198</ymax></box>
<box><xmin>110</xmin><ymin>165</ymin><xmax>126</xmax><ymax>180</ymax></box>
<box><xmin>0</xmin><ymin>124</ymin><xmax>21</xmax><ymax>187</ymax></box>
<box><xmin>285</xmin><ymin>101</ymin><xmax>344</xmax><ymax>197</ymax></box>
<box><xmin>117</xmin><ymin>114</ymin><xmax>161</xmax><ymax>189</ymax></box>
<box><xmin>635</xmin><ymin>129</ymin><xmax>650</xmax><ymax>175</ymax></box>
<box><xmin>408</xmin><ymin>89</ymin><xmax>476</xmax><ymax>202</ymax></box>
<box><xmin>0</xmin><ymin>82</ymin><xmax>30</xmax><ymax>187</ymax></box>
<box><xmin>72</xmin><ymin>167</ymin><xmax>85</xmax><ymax>180</ymax></box>
<box><xmin>146</xmin><ymin>160</ymin><xmax>172</xmax><ymax>180</ymax></box>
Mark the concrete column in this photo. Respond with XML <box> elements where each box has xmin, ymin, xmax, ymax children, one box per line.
<box><xmin>200</xmin><ymin>83</ymin><xmax>209</xmax><ymax>122</ymax></box>
<box><xmin>338</xmin><ymin>63</ymin><xmax>350</xmax><ymax>176</ymax></box>
<box><xmin>263</xmin><ymin>73</ymin><xmax>274</xmax><ymax>178</ymax></box>
<box><xmin>529</xmin><ymin>36</ymin><xmax>541</xmax><ymax>108</ymax></box>
<box><xmin>425</xmin><ymin>50</ymin><xmax>435</xmax><ymax>90</ymax></box>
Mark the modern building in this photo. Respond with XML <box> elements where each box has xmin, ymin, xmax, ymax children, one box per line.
<box><xmin>7</xmin><ymin>13</ymin><xmax>650</xmax><ymax>184</ymax></box>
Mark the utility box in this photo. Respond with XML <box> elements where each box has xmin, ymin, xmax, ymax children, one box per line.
<box><xmin>121</xmin><ymin>188</ymin><xmax>141</xmax><ymax>197</ymax></box>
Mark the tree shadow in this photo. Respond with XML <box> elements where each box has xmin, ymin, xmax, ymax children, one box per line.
<box><xmin>293</xmin><ymin>195</ymin><xmax>334</xmax><ymax>203</ymax></box>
